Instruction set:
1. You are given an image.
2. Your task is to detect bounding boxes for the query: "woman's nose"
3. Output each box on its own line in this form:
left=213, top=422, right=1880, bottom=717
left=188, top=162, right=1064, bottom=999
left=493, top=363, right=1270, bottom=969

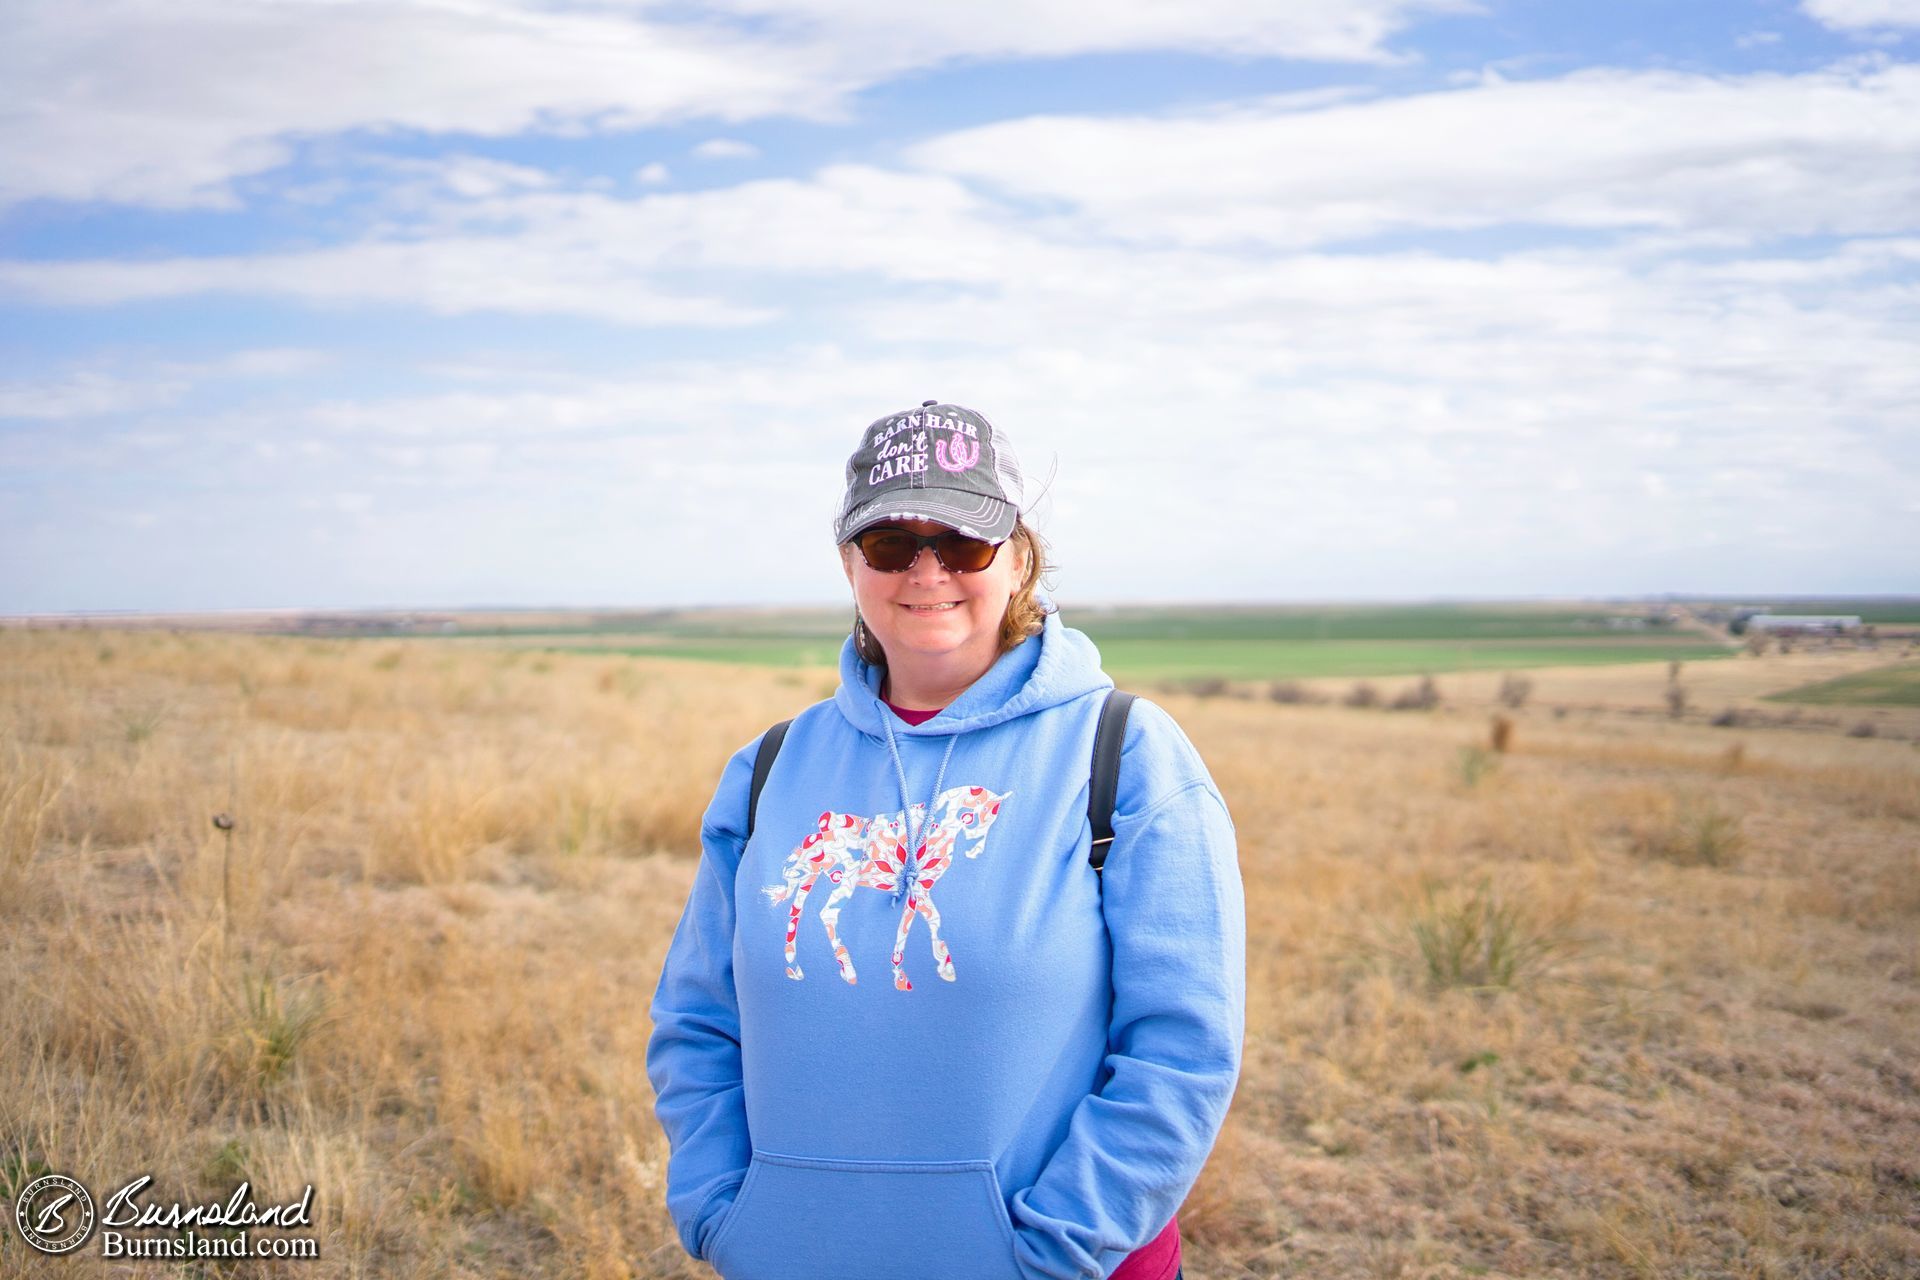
left=906, top=546, right=949, bottom=580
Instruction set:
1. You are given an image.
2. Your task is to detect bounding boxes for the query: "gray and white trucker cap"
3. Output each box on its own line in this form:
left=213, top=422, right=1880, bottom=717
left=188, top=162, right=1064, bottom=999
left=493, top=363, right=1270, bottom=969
left=834, top=401, right=1024, bottom=544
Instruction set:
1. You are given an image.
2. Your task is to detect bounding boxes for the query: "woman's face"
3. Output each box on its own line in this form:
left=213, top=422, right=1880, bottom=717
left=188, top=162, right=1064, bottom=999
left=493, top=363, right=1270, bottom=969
left=841, top=518, right=1028, bottom=671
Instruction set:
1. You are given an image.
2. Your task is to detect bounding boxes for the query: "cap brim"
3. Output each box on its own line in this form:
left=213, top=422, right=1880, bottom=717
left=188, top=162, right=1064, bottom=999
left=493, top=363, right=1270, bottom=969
left=837, top=489, right=1016, bottom=543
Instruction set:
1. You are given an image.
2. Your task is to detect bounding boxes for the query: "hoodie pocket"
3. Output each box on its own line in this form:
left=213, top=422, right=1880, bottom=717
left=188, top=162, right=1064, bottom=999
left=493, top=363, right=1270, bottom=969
left=705, top=1150, right=1019, bottom=1280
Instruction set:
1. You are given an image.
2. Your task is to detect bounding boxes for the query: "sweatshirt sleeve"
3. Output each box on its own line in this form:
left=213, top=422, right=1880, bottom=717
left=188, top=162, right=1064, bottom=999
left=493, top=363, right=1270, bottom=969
left=1008, top=698, right=1248, bottom=1280
left=645, top=737, right=759, bottom=1262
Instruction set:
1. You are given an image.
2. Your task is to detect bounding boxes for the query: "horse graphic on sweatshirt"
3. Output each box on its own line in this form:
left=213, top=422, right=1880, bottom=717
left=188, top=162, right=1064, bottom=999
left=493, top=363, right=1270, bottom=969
left=761, top=786, right=1011, bottom=991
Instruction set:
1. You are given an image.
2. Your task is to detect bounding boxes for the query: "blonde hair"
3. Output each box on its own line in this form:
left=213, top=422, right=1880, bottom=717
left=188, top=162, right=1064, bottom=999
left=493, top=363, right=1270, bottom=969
left=846, top=516, right=1056, bottom=669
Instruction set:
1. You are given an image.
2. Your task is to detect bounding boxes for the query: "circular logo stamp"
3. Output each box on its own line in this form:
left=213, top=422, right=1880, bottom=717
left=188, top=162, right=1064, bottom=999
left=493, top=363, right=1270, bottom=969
left=14, top=1173, right=96, bottom=1255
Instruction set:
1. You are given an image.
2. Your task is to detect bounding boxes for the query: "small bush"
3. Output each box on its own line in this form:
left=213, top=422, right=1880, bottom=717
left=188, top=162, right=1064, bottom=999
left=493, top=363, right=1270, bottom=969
left=223, top=968, right=332, bottom=1096
left=1409, top=876, right=1570, bottom=992
left=1497, top=673, right=1532, bottom=709
left=1457, top=745, right=1499, bottom=788
left=1344, top=682, right=1379, bottom=709
left=1665, top=685, right=1688, bottom=719
left=1711, top=709, right=1741, bottom=728
left=1849, top=721, right=1877, bottom=739
left=1638, top=796, right=1746, bottom=868
left=122, top=704, right=168, bottom=744
left=1267, top=680, right=1316, bottom=704
left=1490, top=714, right=1514, bottom=753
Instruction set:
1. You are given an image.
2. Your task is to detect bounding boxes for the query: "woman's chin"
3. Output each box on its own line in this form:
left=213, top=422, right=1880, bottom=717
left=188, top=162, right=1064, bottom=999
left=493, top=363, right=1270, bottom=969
left=879, top=622, right=974, bottom=658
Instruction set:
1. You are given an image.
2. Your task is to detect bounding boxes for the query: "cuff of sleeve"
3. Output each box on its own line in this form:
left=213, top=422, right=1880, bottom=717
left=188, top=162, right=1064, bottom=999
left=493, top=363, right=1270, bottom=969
left=686, top=1174, right=745, bottom=1261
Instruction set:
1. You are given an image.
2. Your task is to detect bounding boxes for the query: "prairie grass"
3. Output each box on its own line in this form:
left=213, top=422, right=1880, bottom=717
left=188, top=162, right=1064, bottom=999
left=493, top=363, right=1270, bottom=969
left=0, top=626, right=1916, bottom=1278
left=1406, top=874, right=1577, bottom=991
left=1626, top=791, right=1749, bottom=868
left=1455, top=744, right=1500, bottom=788
left=224, top=966, right=335, bottom=1096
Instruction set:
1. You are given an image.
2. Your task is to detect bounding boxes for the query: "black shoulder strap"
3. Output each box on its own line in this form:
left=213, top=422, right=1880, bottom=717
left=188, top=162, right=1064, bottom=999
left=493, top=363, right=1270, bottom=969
left=1088, top=690, right=1136, bottom=875
left=746, top=718, right=793, bottom=842
left=748, top=700, right=1132, bottom=864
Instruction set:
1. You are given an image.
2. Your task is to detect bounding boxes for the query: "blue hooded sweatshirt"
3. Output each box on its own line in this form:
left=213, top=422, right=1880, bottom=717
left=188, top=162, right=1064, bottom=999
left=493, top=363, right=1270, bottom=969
left=645, top=602, right=1246, bottom=1280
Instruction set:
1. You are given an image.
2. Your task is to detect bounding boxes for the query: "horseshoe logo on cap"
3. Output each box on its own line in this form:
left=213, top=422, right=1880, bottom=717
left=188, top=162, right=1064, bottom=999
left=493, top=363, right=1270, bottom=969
left=935, top=433, right=979, bottom=472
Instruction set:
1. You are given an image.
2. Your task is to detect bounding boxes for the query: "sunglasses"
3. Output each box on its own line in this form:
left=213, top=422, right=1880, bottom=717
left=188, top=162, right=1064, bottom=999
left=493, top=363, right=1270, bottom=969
left=848, top=526, right=1004, bottom=574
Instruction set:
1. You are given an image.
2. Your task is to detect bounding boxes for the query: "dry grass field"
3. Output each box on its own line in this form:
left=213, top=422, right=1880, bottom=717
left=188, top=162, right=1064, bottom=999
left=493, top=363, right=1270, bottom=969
left=2, top=626, right=1916, bottom=1279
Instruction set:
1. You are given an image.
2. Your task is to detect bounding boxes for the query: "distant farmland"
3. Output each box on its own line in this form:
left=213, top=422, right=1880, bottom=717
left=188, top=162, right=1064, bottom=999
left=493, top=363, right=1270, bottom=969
left=461, top=603, right=1742, bottom=682
left=1765, top=660, right=1920, bottom=708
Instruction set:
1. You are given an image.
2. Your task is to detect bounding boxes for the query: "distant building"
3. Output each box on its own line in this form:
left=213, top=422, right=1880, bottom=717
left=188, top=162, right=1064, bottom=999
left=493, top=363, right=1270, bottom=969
left=1745, top=614, right=1861, bottom=635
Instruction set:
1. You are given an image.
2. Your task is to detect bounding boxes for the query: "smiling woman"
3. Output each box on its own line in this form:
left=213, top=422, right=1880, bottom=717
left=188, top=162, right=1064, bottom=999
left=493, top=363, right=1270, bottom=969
left=645, top=400, right=1245, bottom=1280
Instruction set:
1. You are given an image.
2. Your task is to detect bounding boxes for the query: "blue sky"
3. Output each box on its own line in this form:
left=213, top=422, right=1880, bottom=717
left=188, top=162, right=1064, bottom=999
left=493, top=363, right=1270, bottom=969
left=3, top=0, right=1918, bottom=613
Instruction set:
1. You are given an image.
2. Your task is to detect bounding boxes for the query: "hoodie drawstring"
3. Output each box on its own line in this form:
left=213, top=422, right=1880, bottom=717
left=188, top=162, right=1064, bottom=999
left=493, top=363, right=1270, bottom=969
left=881, top=715, right=957, bottom=907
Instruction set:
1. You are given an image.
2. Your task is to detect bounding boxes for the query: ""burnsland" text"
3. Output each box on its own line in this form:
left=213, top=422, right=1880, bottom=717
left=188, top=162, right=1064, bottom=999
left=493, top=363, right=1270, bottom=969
left=101, top=1176, right=315, bottom=1231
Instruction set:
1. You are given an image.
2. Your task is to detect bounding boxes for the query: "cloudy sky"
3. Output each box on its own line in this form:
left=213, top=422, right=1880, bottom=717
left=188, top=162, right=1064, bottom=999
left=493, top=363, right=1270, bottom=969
left=4, top=0, right=1918, bottom=612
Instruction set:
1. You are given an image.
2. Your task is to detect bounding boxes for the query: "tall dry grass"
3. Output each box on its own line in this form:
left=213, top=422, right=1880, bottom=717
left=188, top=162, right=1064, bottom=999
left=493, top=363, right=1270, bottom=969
left=0, top=625, right=1916, bottom=1277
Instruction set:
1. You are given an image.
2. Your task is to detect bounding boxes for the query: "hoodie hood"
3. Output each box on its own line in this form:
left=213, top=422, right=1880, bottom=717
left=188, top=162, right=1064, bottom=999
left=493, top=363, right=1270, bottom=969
left=833, top=591, right=1117, bottom=906
left=833, top=590, right=1115, bottom=740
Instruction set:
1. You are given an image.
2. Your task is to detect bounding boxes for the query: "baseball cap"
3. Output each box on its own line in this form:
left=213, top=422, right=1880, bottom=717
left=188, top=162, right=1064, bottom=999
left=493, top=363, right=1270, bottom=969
left=834, top=401, right=1024, bottom=544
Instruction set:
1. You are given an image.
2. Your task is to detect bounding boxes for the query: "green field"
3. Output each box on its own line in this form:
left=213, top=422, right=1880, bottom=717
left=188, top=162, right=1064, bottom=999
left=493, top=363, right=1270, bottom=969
left=1066, top=603, right=1686, bottom=641
left=507, top=603, right=1738, bottom=681
left=1763, top=661, right=1920, bottom=707
left=1094, top=637, right=1731, bottom=682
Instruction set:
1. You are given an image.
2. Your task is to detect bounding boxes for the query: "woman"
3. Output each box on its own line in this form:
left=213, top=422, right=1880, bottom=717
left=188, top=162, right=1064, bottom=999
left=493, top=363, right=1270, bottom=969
left=646, top=402, right=1245, bottom=1280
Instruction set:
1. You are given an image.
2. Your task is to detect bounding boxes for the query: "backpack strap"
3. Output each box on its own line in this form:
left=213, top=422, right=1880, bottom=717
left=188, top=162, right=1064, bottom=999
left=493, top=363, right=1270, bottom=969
left=746, top=718, right=794, bottom=842
left=1088, top=689, right=1136, bottom=875
left=747, top=699, right=1133, bottom=866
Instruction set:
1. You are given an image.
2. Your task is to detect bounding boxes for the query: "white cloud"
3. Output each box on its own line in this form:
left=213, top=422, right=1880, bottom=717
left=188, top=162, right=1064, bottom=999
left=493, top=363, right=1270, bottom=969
left=0, top=371, right=191, bottom=421
left=408, top=155, right=556, bottom=200
left=11, top=63, right=1920, bottom=317
left=12, top=272, right=1914, bottom=609
left=0, top=237, right=776, bottom=326
left=0, top=0, right=836, bottom=210
left=905, top=62, right=1920, bottom=246
left=636, top=162, right=672, bottom=184
left=0, top=349, right=331, bottom=421
left=707, top=0, right=1476, bottom=61
left=0, top=0, right=1461, bottom=210
left=1803, top=0, right=1920, bottom=30
left=693, top=138, right=762, bottom=160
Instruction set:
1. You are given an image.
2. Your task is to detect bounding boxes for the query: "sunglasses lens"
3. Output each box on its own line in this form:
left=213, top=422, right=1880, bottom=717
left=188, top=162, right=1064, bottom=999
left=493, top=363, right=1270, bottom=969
left=857, top=530, right=919, bottom=571
left=936, top=533, right=998, bottom=572
left=854, top=528, right=1002, bottom=572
